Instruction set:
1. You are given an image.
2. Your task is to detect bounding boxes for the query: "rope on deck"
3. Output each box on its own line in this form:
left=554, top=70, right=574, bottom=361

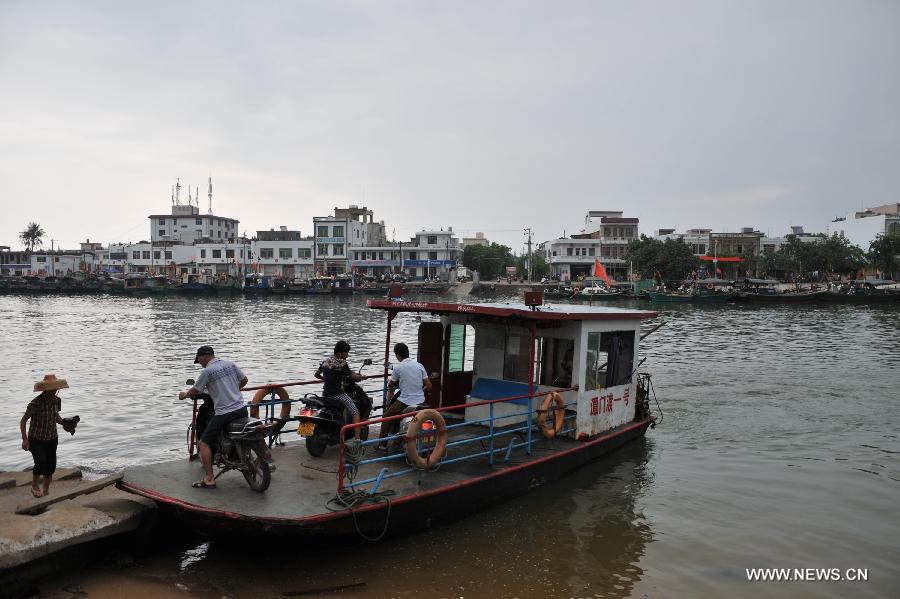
left=326, top=488, right=396, bottom=542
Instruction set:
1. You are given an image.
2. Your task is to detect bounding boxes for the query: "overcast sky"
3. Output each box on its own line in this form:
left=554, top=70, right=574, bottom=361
left=1, top=0, right=898, bottom=252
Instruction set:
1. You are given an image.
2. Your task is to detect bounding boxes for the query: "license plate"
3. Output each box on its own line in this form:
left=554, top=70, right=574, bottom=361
left=298, top=422, right=315, bottom=436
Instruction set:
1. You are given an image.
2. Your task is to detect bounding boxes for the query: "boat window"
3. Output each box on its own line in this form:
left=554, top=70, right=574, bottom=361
left=503, top=332, right=532, bottom=383
left=586, top=331, right=636, bottom=390
left=447, top=324, right=476, bottom=373
left=539, top=338, right=574, bottom=387
left=585, top=333, right=608, bottom=391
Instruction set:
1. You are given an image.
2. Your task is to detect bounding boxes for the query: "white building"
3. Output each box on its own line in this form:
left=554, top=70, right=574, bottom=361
left=830, top=210, right=900, bottom=251
left=347, top=229, right=460, bottom=280
left=251, top=227, right=315, bottom=278
left=541, top=211, right=639, bottom=281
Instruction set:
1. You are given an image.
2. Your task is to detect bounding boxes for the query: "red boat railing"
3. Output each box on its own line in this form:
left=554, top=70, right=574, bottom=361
left=187, top=374, right=387, bottom=458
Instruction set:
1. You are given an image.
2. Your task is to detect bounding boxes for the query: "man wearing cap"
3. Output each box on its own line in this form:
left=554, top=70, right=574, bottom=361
left=179, top=346, right=248, bottom=489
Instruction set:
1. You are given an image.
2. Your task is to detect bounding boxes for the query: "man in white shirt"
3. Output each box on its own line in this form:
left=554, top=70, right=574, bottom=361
left=377, top=343, right=431, bottom=451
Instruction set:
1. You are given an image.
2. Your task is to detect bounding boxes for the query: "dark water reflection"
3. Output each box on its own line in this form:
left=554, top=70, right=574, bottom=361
left=2, top=295, right=898, bottom=597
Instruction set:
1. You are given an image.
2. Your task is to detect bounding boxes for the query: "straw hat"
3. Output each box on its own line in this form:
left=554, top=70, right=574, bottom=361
left=34, top=374, right=69, bottom=392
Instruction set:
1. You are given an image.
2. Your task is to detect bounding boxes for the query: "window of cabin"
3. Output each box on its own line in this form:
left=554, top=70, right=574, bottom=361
left=539, top=338, right=575, bottom=387
left=503, top=332, right=532, bottom=383
left=585, top=331, right=635, bottom=390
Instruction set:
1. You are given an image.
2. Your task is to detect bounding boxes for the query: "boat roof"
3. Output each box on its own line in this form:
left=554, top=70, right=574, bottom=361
left=367, top=299, right=657, bottom=321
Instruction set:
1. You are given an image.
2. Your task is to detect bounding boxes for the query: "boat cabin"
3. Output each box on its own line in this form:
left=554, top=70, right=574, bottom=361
left=368, top=297, right=657, bottom=438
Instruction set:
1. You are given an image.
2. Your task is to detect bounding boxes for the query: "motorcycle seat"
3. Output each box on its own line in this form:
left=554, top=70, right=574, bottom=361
left=226, top=417, right=262, bottom=434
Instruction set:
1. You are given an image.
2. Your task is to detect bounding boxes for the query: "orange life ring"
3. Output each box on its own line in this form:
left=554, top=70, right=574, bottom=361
left=250, top=386, right=291, bottom=431
left=538, top=392, right=565, bottom=439
left=405, top=409, right=447, bottom=469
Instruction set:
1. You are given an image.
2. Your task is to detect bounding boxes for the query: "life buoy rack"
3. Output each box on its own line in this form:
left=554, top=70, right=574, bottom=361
left=405, top=409, right=447, bottom=469
left=538, top=392, right=565, bottom=439
left=250, top=386, right=291, bottom=431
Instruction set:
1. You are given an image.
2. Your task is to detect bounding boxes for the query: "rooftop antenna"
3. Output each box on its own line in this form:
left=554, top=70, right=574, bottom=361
left=196, top=186, right=200, bottom=208
left=175, top=178, right=182, bottom=205
left=188, top=185, right=192, bottom=205
left=171, top=184, right=175, bottom=205
left=207, top=176, right=213, bottom=215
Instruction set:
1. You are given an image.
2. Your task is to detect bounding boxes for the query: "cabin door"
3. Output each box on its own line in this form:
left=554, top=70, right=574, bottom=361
left=441, top=323, right=473, bottom=409
left=417, top=322, right=443, bottom=408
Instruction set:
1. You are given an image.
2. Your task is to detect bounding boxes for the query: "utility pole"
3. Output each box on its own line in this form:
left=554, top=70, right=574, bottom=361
left=523, top=227, right=533, bottom=281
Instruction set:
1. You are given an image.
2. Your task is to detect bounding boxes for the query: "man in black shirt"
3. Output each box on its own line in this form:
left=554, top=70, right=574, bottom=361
left=314, top=340, right=364, bottom=427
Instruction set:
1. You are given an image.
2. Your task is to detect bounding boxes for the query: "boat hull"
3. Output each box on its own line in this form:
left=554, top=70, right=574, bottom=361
left=646, top=290, right=694, bottom=303
left=119, top=417, right=653, bottom=540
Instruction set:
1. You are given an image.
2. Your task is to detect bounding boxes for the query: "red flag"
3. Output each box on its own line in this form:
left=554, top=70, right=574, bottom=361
left=594, top=258, right=612, bottom=287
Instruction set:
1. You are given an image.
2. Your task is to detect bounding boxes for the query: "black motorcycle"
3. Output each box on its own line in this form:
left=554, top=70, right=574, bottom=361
left=186, top=379, right=273, bottom=492
left=297, top=359, right=374, bottom=457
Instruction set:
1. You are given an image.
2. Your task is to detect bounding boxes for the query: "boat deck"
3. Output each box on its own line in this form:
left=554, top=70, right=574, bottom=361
left=119, top=418, right=651, bottom=535
left=122, top=422, right=571, bottom=518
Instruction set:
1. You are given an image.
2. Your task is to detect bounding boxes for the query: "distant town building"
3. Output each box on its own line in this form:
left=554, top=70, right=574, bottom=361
left=348, top=228, right=459, bottom=280
left=461, top=232, right=489, bottom=248
left=540, top=211, right=639, bottom=281
left=0, top=246, right=30, bottom=276
left=252, top=227, right=314, bottom=277
left=830, top=208, right=900, bottom=251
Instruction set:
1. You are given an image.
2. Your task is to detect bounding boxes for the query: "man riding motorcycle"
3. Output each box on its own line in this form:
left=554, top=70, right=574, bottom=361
left=314, top=340, right=364, bottom=429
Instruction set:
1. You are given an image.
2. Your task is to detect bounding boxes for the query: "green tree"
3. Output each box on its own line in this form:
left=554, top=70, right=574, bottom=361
left=625, top=236, right=699, bottom=285
left=778, top=233, right=866, bottom=280
left=868, top=231, right=900, bottom=278
left=515, top=251, right=548, bottom=280
left=19, top=222, right=45, bottom=252
left=462, top=243, right=517, bottom=280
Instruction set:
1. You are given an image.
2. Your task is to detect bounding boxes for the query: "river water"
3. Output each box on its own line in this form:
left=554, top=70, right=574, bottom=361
left=1, top=294, right=898, bottom=598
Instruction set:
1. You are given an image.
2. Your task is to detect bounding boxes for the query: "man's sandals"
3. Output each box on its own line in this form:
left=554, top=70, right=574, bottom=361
left=192, top=480, right=216, bottom=489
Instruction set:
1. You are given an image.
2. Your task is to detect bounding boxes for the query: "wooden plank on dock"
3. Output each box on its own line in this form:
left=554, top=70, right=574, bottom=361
left=0, top=468, right=83, bottom=488
left=14, top=473, right=124, bottom=515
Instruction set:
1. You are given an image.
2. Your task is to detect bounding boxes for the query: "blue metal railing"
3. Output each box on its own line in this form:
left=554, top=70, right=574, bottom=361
left=337, top=386, right=579, bottom=493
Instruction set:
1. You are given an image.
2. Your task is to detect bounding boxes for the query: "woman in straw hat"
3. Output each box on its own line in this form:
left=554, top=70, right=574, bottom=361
left=20, top=374, right=76, bottom=498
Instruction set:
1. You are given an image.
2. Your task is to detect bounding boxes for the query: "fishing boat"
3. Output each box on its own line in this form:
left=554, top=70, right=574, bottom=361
left=824, top=280, right=900, bottom=304
left=212, top=275, right=242, bottom=296
left=333, top=274, right=355, bottom=295
left=305, top=276, right=334, bottom=295
left=738, top=279, right=831, bottom=303
left=573, top=282, right=623, bottom=300
left=118, top=293, right=662, bottom=539
left=176, top=273, right=216, bottom=295
left=242, top=273, right=272, bottom=295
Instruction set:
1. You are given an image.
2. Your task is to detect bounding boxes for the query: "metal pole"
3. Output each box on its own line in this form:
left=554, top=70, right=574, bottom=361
left=526, top=322, right=536, bottom=455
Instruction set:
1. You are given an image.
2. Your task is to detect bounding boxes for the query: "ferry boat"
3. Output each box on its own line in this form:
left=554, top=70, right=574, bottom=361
left=118, top=293, right=661, bottom=539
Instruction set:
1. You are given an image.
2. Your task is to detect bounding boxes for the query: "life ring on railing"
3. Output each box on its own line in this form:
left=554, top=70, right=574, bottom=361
left=405, top=409, right=447, bottom=469
left=250, top=386, right=291, bottom=431
left=538, top=392, right=565, bottom=439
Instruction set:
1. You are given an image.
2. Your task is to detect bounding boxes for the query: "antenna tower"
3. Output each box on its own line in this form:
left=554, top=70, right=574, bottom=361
left=207, top=176, right=213, bottom=214
left=175, top=178, right=182, bottom=205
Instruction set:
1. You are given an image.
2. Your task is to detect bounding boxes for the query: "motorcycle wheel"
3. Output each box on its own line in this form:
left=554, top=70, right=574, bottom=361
left=305, top=431, right=327, bottom=457
left=241, top=442, right=271, bottom=492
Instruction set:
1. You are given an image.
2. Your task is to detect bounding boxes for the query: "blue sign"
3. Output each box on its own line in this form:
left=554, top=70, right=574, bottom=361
left=317, top=237, right=345, bottom=244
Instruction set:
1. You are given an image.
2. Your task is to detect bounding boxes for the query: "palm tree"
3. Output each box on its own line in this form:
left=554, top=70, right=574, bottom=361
left=19, top=222, right=46, bottom=252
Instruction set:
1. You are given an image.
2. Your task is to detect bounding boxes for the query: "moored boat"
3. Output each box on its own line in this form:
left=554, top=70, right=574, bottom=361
left=118, top=294, right=662, bottom=539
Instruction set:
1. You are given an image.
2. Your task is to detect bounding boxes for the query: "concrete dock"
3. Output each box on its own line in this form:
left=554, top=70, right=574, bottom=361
left=0, top=468, right=155, bottom=593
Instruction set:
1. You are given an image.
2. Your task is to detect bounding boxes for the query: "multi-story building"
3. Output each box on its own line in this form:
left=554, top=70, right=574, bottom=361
left=655, top=229, right=712, bottom=256
left=251, top=227, right=315, bottom=278
left=348, top=229, right=460, bottom=280
left=1, top=246, right=31, bottom=276
left=541, top=211, right=639, bottom=281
